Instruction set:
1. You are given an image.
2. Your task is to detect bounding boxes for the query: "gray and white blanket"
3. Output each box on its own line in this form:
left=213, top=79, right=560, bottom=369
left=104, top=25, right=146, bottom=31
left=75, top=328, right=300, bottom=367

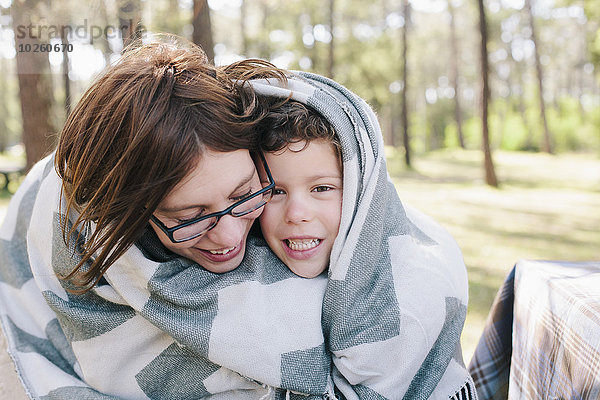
left=0, top=72, right=475, bottom=399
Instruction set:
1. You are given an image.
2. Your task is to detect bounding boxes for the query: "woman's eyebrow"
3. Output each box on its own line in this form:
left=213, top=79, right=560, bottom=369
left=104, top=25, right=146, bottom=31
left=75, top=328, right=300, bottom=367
left=228, top=169, right=257, bottom=196
left=156, top=169, right=257, bottom=213
left=155, top=204, right=204, bottom=214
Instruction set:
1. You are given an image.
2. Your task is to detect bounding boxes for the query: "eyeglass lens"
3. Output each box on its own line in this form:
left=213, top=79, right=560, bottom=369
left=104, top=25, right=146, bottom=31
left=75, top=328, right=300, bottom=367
left=172, top=189, right=273, bottom=242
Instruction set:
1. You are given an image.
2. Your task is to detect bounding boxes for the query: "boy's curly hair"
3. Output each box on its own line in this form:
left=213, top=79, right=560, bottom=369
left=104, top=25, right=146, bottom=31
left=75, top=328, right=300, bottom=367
left=257, top=98, right=341, bottom=165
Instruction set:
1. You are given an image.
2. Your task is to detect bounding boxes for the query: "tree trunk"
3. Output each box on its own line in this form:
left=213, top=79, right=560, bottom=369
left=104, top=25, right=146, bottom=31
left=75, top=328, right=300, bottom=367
left=387, top=103, right=396, bottom=147
left=477, top=0, right=498, bottom=187
left=192, top=0, right=215, bottom=63
left=327, top=0, right=335, bottom=79
left=525, top=0, right=552, bottom=153
left=576, top=23, right=587, bottom=121
left=511, top=48, right=534, bottom=149
left=448, top=0, right=465, bottom=148
left=0, top=57, right=8, bottom=152
left=401, top=0, right=411, bottom=167
left=99, top=0, right=115, bottom=62
left=308, top=9, right=318, bottom=72
left=61, top=30, right=71, bottom=117
left=118, top=0, right=143, bottom=49
left=257, top=0, right=271, bottom=60
left=12, top=0, right=57, bottom=171
left=240, top=0, right=249, bottom=56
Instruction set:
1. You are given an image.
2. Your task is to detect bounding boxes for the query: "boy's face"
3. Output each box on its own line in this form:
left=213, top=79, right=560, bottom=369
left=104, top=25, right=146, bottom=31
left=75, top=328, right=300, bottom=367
left=259, top=139, right=342, bottom=278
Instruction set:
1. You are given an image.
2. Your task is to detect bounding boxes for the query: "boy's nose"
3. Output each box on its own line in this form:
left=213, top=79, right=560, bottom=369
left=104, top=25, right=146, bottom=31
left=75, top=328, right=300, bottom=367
left=285, top=198, right=313, bottom=224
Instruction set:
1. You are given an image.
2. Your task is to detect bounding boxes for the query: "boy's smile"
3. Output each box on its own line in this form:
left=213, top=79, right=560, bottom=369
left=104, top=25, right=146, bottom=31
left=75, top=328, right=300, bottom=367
left=259, top=139, right=342, bottom=278
left=283, top=236, right=324, bottom=260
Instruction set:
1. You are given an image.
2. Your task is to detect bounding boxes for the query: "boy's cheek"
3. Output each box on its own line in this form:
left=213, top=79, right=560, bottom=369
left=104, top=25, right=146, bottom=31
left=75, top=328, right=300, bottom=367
left=258, top=206, right=279, bottom=237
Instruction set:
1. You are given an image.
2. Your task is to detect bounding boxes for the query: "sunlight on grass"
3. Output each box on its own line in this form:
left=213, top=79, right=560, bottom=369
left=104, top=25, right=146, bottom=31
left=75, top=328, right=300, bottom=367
left=387, top=148, right=600, bottom=363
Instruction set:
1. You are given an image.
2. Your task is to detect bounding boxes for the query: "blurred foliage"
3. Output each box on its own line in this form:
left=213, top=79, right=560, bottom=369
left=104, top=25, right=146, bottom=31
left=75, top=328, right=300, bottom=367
left=0, top=0, right=599, bottom=156
left=582, top=0, right=600, bottom=66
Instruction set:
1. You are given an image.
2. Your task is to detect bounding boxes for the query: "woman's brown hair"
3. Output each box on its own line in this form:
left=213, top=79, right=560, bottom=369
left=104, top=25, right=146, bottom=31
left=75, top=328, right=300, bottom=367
left=55, top=37, right=285, bottom=292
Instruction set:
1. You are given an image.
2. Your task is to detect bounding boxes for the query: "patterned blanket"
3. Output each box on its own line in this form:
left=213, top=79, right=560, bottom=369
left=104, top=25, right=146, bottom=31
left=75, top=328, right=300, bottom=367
left=469, top=261, right=600, bottom=400
left=0, top=71, right=475, bottom=399
left=467, top=268, right=515, bottom=400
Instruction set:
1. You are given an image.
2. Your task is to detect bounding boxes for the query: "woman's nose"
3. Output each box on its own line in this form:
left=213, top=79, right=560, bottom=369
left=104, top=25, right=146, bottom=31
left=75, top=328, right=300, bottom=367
left=206, top=214, right=247, bottom=247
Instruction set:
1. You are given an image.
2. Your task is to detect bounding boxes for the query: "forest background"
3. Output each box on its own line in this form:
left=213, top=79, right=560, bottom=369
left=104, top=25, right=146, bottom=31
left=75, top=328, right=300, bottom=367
left=0, top=0, right=599, bottom=363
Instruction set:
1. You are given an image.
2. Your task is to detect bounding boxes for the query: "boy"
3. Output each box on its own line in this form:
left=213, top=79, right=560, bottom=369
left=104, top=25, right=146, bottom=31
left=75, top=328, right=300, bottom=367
left=257, top=100, right=343, bottom=278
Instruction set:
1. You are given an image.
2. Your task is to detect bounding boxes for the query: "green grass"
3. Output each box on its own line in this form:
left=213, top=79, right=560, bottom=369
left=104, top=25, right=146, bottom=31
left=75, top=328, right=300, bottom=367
left=386, top=148, right=600, bottom=362
left=1, top=149, right=599, bottom=364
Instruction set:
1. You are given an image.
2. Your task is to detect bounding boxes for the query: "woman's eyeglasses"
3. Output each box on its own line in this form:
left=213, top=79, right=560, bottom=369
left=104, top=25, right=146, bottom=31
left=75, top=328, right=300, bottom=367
left=150, top=153, right=275, bottom=244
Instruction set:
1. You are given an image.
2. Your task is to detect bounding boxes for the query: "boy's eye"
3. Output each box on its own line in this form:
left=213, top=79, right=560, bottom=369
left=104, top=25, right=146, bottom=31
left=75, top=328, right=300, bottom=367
left=312, top=186, right=334, bottom=193
left=273, top=188, right=286, bottom=195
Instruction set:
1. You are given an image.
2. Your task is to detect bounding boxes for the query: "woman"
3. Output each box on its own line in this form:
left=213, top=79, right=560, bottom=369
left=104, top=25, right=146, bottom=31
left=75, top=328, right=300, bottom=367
left=0, top=38, right=334, bottom=399
left=54, top=39, right=276, bottom=289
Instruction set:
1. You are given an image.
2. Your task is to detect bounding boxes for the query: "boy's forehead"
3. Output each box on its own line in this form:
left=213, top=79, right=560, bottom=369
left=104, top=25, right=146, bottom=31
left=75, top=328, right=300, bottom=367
left=263, top=139, right=342, bottom=173
left=264, top=139, right=341, bottom=173
left=285, top=140, right=308, bottom=152
left=279, top=138, right=336, bottom=153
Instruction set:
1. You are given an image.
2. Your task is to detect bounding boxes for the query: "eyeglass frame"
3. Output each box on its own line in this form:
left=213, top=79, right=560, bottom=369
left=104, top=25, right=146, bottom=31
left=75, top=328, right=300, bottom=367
left=149, top=152, right=275, bottom=244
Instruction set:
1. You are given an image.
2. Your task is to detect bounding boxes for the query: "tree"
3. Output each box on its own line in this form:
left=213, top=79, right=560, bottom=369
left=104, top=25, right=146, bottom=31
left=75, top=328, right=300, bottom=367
left=401, top=0, right=411, bottom=167
left=0, top=57, right=8, bottom=152
left=11, top=0, right=57, bottom=171
left=448, top=0, right=465, bottom=148
left=192, top=0, right=215, bottom=62
left=583, top=0, right=600, bottom=68
left=61, top=29, right=71, bottom=117
left=259, top=1, right=273, bottom=60
left=98, top=0, right=115, bottom=62
left=477, top=0, right=498, bottom=187
left=240, top=0, right=249, bottom=56
left=511, top=44, right=535, bottom=150
left=327, top=0, right=335, bottom=79
left=525, top=0, right=552, bottom=153
left=151, top=0, right=185, bottom=38
left=118, top=0, right=143, bottom=49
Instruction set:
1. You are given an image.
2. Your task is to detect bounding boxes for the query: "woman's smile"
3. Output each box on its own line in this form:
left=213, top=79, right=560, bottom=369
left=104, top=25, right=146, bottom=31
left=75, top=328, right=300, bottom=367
left=151, top=149, right=262, bottom=274
left=194, top=243, right=243, bottom=262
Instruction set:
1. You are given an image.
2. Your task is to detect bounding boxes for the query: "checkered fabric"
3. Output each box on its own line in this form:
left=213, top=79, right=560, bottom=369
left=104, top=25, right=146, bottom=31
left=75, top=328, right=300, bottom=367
left=469, top=260, right=600, bottom=400
left=511, top=260, right=600, bottom=399
left=468, top=268, right=515, bottom=400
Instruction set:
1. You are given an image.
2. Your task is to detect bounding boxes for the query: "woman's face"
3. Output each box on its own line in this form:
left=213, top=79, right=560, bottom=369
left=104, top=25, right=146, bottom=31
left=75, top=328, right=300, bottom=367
left=150, top=149, right=262, bottom=273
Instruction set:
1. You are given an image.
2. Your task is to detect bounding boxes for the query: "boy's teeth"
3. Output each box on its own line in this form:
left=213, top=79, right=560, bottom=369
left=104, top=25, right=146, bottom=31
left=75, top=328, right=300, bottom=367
left=209, top=247, right=235, bottom=255
left=286, top=239, right=320, bottom=251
